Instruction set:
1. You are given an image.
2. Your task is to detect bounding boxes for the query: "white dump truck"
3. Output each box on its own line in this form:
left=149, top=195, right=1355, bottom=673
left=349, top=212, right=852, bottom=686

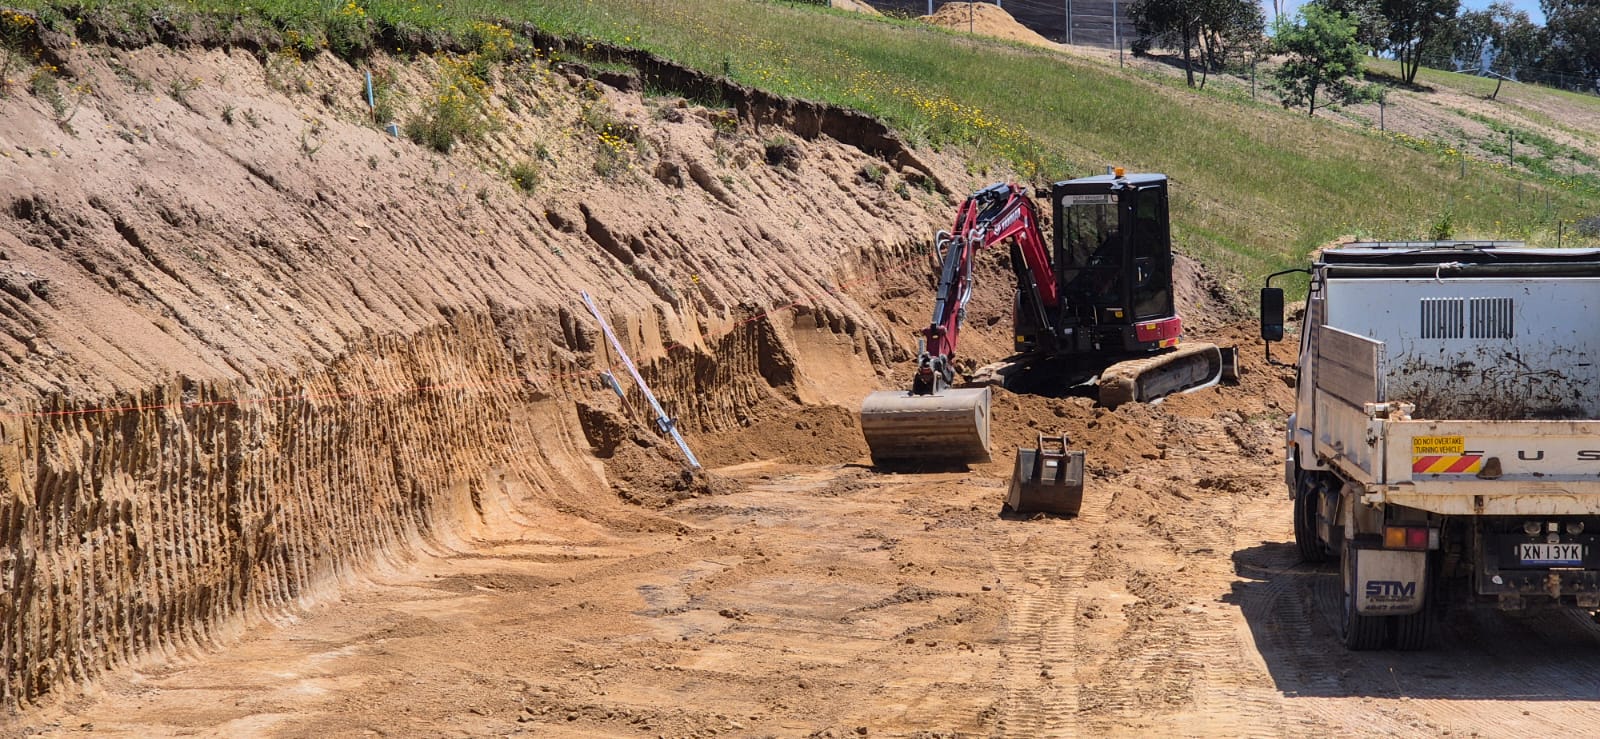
left=1262, top=241, right=1600, bottom=650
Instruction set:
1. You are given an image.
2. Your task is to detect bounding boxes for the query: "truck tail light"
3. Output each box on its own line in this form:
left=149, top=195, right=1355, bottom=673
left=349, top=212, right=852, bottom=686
left=1384, top=526, right=1433, bottom=550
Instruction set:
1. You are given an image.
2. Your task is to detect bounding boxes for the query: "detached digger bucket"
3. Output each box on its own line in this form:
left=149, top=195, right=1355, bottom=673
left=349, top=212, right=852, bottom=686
left=1005, top=433, right=1086, bottom=516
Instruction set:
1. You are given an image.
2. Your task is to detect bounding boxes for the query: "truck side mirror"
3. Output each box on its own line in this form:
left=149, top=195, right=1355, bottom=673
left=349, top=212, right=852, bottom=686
left=1261, top=287, right=1285, bottom=342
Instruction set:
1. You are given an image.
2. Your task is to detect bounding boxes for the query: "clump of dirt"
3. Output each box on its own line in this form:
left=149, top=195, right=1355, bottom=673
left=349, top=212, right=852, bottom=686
left=694, top=403, right=869, bottom=468
left=576, top=397, right=650, bottom=458
left=922, top=2, right=1060, bottom=50
left=981, top=388, right=1163, bottom=477
left=606, top=441, right=742, bottom=508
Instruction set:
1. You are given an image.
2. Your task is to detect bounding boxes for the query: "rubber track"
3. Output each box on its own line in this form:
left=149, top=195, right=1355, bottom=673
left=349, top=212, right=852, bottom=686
left=1098, top=343, right=1223, bottom=408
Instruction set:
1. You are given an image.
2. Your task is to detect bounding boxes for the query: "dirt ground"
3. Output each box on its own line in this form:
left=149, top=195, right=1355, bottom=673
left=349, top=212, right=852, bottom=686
left=5, top=10, right=1600, bottom=739
left=13, top=323, right=1600, bottom=738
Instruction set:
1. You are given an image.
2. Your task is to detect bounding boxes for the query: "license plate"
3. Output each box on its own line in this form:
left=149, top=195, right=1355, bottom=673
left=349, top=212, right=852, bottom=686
left=1519, top=543, right=1584, bottom=566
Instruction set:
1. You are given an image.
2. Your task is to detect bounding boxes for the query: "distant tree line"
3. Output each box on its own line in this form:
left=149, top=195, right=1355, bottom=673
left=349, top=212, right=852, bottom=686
left=1128, top=0, right=1600, bottom=110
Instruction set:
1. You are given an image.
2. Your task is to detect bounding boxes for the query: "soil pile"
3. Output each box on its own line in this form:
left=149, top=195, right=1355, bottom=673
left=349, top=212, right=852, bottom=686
left=832, top=0, right=884, bottom=14
left=694, top=402, right=870, bottom=467
left=922, top=2, right=1061, bottom=49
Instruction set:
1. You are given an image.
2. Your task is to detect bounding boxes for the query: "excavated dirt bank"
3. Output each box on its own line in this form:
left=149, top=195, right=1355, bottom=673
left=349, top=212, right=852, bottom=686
left=0, top=30, right=976, bottom=709
left=10, top=17, right=1600, bottom=739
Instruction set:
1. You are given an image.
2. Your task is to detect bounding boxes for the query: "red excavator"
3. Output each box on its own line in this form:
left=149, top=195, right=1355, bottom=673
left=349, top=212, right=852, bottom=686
left=860, top=168, right=1226, bottom=475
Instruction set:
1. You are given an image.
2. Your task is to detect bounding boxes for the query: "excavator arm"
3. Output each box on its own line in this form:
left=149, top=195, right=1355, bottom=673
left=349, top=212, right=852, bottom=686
left=861, top=182, right=1050, bottom=465
left=914, top=183, right=1056, bottom=395
left=861, top=169, right=1229, bottom=473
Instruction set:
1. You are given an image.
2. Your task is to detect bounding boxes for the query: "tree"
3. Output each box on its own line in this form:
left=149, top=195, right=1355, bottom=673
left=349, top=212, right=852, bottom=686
left=1129, top=0, right=1265, bottom=88
left=1198, top=0, right=1268, bottom=74
left=1313, top=0, right=1389, bottom=51
left=1488, top=3, right=1542, bottom=78
left=1273, top=5, right=1364, bottom=116
left=1542, top=0, right=1600, bottom=88
left=1427, top=8, right=1495, bottom=70
left=1379, top=0, right=1461, bottom=83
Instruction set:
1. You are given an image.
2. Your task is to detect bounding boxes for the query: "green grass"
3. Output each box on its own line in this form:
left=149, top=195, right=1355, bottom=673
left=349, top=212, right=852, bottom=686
left=5, top=0, right=1597, bottom=294
left=1364, top=57, right=1600, bottom=114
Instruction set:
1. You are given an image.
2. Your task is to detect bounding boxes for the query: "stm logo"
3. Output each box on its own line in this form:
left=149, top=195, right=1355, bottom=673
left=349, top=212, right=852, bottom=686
left=1366, top=580, right=1417, bottom=598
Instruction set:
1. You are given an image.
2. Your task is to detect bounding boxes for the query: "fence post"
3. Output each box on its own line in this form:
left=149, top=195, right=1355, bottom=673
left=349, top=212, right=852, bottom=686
left=1113, top=0, right=1120, bottom=50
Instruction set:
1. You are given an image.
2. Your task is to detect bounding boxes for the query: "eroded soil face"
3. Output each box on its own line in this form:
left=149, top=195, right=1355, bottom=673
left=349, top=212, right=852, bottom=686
left=17, top=329, right=1600, bottom=738
left=5, top=17, right=1600, bottom=739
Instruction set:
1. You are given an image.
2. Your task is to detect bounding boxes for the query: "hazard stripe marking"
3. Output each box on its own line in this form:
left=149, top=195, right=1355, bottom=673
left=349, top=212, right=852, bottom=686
left=1413, top=455, right=1483, bottom=474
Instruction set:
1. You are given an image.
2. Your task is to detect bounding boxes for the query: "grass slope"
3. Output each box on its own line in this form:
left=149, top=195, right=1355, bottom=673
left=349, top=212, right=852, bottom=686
left=4, top=0, right=1597, bottom=291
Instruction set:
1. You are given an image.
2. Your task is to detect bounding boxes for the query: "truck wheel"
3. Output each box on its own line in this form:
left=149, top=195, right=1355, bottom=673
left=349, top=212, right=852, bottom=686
left=1391, top=554, right=1436, bottom=650
left=1293, top=473, right=1328, bottom=563
left=1339, top=539, right=1386, bottom=650
left=1390, top=610, right=1432, bottom=650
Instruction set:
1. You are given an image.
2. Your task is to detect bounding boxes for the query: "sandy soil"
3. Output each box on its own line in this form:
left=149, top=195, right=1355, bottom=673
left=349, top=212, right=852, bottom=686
left=832, top=0, right=884, bottom=16
left=921, top=3, right=1060, bottom=50
left=16, top=326, right=1600, bottom=738
left=5, top=10, right=1600, bottom=739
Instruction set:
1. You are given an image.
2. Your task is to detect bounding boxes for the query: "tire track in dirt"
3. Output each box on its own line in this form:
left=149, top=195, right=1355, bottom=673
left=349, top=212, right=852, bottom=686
left=1228, top=485, right=1600, bottom=737
left=990, top=537, right=1080, bottom=738
left=990, top=486, right=1114, bottom=738
left=1174, top=437, right=1288, bottom=739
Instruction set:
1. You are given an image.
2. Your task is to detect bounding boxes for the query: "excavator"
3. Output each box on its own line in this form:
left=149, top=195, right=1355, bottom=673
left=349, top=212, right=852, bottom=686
left=859, top=168, right=1226, bottom=483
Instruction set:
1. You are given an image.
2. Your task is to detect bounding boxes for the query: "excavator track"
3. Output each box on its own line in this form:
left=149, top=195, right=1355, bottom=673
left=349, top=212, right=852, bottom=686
left=1098, top=342, right=1227, bottom=408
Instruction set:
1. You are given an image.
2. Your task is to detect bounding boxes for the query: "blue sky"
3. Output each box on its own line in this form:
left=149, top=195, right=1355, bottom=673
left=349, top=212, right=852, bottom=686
left=1268, top=0, right=1546, bottom=25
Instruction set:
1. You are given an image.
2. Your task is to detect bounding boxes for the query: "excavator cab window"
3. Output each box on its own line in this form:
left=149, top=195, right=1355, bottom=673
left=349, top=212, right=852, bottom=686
left=1130, top=186, right=1173, bottom=320
left=1059, top=195, right=1124, bottom=309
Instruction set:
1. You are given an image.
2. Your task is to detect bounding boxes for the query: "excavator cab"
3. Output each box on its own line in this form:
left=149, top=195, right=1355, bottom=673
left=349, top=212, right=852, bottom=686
left=1037, top=172, right=1182, bottom=356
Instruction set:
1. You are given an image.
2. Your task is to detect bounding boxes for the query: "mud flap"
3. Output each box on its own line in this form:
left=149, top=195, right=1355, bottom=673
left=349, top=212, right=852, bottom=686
left=1353, top=548, right=1427, bottom=616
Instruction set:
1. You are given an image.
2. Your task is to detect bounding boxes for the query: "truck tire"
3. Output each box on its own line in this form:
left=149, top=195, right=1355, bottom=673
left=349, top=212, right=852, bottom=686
left=1293, top=473, right=1329, bottom=564
left=1390, top=554, right=1435, bottom=650
left=1390, top=610, right=1432, bottom=650
left=1339, top=539, right=1387, bottom=650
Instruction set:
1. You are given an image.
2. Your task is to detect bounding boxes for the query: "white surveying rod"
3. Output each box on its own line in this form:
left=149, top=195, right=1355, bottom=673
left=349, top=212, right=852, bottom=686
left=580, top=291, right=701, bottom=470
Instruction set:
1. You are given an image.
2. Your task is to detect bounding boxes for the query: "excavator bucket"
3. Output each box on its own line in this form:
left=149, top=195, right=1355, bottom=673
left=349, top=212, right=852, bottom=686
left=1005, top=433, right=1086, bottom=516
left=860, top=387, right=991, bottom=466
left=1098, top=342, right=1226, bottom=409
